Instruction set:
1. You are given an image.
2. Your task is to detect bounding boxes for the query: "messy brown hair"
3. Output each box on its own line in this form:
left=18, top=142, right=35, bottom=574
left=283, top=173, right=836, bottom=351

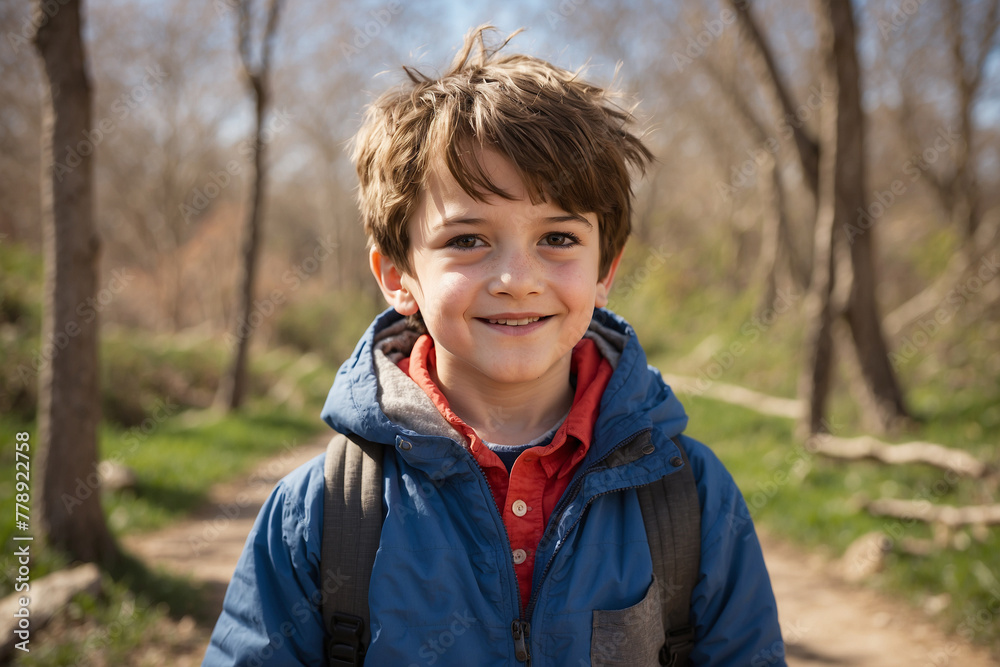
left=352, top=25, right=653, bottom=279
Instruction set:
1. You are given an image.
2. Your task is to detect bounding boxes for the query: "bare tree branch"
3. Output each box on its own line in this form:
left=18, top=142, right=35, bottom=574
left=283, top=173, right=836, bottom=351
left=237, top=0, right=254, bottom=85
left=896, top=80, right=952, bottom=205
left=261, top=0, right=283, bottom=75
left=699, top=55, right=771, bottom=145
left=724, top=0, right=821, bottom=198
left=969, top=0, right=999, bottom=91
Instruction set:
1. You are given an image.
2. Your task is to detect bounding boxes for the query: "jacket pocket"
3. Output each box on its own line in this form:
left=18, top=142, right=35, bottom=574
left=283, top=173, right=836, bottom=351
left=590, top=577, right=664, bottom=666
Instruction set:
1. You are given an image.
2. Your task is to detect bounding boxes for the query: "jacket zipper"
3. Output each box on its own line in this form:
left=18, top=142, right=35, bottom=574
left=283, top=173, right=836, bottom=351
left=462, top=447, right=529, bottom=662
left=512, top=619, right=531, bottom=664
left=524, top=429, right=652, bottom=623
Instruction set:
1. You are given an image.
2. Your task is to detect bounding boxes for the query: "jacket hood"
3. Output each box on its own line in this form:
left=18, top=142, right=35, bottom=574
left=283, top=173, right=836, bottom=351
left=321, top=308, right=688, bottom=459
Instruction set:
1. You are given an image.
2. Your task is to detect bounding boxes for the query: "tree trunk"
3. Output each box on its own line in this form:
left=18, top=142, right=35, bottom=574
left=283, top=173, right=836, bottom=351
left=33, top=0, right=118, bottom=564
left=797, top=0, right=844, bottom=437
left=827, top=0, right=909, bottom=432
left=217, top=84, right=268, bottom=410
left=798, top=146, right=838, bottom=435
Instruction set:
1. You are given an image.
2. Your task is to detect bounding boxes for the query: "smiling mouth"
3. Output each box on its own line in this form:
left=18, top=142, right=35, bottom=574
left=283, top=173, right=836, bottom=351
left=483, top=316, right=547, bottom=326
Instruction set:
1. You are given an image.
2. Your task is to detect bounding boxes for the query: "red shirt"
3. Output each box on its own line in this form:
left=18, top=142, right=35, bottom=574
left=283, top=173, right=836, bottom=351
left=399, top=334, right=613, bottom=610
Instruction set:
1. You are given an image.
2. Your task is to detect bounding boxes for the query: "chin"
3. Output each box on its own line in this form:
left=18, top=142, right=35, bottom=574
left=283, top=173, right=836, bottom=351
left=481, top=361, right=559, bottom=385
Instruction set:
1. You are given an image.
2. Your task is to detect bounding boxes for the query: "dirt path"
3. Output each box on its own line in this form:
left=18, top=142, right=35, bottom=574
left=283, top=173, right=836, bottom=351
left=760, top=533, right=996, bottom=666
left=128, top=438, right=997, bottom=666
left=123, top=436, right=329, bottom=665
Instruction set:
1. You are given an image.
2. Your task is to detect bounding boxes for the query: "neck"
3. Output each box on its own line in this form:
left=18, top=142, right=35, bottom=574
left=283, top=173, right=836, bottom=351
left=432, top=355, right=574, bottom=446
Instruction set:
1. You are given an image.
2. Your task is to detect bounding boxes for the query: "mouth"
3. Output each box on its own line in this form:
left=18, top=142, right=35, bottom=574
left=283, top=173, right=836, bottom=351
left=478, top=314, right=551, bottom=327
left=486, top=316, right=542, bottom=326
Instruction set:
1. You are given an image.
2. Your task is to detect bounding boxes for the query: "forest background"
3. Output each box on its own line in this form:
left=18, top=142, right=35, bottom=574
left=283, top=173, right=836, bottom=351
left=1, top=0, right=999, bottom=663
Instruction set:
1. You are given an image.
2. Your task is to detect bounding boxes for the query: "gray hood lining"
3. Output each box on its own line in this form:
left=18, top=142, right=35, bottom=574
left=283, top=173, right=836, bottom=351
left=372, top=320, right=462, bottom=441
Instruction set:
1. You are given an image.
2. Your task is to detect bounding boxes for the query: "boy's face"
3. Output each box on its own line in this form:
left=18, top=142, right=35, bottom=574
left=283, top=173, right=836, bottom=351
left=371, top=148, right=620, bottom=391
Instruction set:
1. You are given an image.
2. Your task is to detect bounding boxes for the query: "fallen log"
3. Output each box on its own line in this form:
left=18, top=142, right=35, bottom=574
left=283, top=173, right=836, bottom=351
left=811, top=435, right=988, bottom=478
left=866, top=498, right=1000, bottom=528
left=0, top=563, right=102, bottom=661
left=661, top=374, right=990, bottom=478
left=661, top=373, right=803, bottom=419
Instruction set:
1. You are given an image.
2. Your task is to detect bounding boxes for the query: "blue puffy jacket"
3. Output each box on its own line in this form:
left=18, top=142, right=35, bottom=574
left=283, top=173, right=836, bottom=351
left=204, top=308, right=785, bottom=666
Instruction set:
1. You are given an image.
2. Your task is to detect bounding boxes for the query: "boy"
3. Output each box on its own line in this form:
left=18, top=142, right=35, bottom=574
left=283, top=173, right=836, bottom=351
left=204, top=26, right=784, bottom=666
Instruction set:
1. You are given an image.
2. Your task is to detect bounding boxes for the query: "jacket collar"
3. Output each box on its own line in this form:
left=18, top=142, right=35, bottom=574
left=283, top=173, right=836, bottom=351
left=320, top=308, right=688, bottom=465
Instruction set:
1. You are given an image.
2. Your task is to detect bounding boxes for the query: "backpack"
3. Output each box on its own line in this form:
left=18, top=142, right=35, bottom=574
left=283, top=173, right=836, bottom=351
left=320, top=431, right=701, bottom=666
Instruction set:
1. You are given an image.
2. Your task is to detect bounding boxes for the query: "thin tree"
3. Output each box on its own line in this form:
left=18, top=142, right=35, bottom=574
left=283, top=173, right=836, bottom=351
left=32, top=0, right=118, bottom=563
left=830, top=0, right=908, bottom=433
left=217, top=0, right=284, bottom=410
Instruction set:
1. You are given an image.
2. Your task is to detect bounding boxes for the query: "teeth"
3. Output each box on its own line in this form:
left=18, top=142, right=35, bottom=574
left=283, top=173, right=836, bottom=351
left=488, top=317, right=541, bottom=326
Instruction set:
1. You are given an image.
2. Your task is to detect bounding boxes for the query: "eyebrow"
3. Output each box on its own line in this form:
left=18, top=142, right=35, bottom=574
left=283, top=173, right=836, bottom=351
left=547, top=214, right=593, bottom=229
left=440, top=216, right=487, bottom=227
left=439, top=214, right=593, bottom=229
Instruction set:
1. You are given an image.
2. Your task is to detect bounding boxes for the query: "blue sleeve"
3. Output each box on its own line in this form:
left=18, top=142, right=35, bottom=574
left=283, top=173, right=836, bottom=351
left=202, top=454, right=327, bottom=667
left=685, top=438, right=786, bottom=667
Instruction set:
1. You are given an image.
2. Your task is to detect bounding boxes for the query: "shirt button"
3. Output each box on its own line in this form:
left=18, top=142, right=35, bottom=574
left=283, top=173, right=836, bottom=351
left=512, top=499, right=528, bottom=517
left=512, top=549, right=527, bottom=565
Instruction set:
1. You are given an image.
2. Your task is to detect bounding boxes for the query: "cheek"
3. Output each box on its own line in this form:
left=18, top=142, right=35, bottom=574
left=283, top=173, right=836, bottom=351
left=560, top=266, right=602, bottom=303
left=417, top=273, right=475, bottom=315
left=441, top=272, right=477, bottom=298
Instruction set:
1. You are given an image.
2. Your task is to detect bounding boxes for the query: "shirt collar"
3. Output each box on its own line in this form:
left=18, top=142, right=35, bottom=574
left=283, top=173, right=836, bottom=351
left=399, top=334, right=613, bottom=477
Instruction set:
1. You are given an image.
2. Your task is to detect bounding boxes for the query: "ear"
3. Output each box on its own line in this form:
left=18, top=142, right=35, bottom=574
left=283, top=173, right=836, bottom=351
left=370, top=247, right=419, bottom=316
left=594, top=249, right=624, bottom=309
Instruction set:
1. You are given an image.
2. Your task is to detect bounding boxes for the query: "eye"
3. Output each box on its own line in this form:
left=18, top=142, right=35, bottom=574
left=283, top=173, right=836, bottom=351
left=540, top=232, right=581, bottom=247
left=447, top=234, right=484, bottom=249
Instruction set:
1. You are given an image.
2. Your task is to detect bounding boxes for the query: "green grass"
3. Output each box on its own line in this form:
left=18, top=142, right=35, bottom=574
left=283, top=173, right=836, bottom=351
left=100, top=405, right=325, bottom=535
left=0, top=242, right=43, bottom=422
left=13, top=586, right=174, bottom=667
left=273, top=290, right=383, bottom=364
left=0, top=391, right=328, bottom=664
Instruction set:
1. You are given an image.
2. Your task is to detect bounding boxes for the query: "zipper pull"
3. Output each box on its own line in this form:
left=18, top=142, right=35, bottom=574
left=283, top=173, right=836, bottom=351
left=512, top=619, right=531, bottom=663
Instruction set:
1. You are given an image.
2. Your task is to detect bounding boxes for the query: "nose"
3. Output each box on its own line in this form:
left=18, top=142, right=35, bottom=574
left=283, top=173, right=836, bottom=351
left=488, top=246, right=543, bottom=299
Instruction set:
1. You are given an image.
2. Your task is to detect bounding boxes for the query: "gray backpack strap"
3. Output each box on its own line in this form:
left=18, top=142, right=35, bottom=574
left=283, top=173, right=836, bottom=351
left=637, top=435, right=701, bottom=667
left=321, top=433, right=384, bottom=667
